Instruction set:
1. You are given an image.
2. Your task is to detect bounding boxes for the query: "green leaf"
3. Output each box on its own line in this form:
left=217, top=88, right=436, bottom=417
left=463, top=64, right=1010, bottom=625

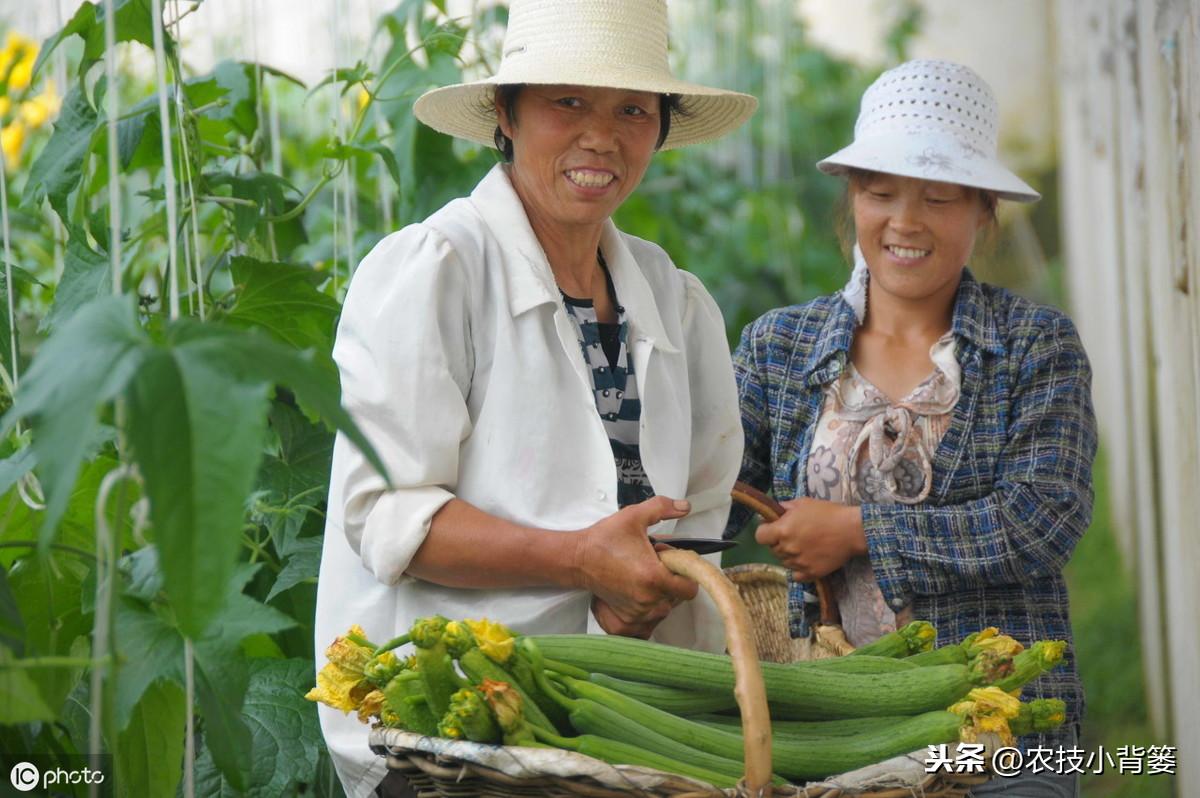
left=223, top=256, right=340, bottom=357
left=193, top=644, right=252, bottom=792
left=124, top=340, right=271, bottom=639
left=116, top=679, right=186, bottom=798
left=202, top=593, right=296, bottom=651
left=118, top=545, right=164, bottom=603
left=0, top=263, right=41, bottom=383
left=35, top=0, right=174, bottom=82
left=255, top=403, right=333, bottom=556
left=265, top=538, right=321, bottom=603
left=42, top=227, right=114, bottom=333
left=193, top=658, right=323, bottom=798
left=113, top=598, right=184, bottom=731
left=6, top=555, right=92, bottom=714
left=0, top=643, right=57, bottom=723
left=0, top=296, right=145, bottom=548
left=0, top=447, right=35, bottom=499
left=0, top=564, right=24, bottom=655
left=206, top=61, right=259, bottom=138
left=337, top=144, right=401, bottom=190
left=23, top=85, right=99, bottom=218
left=173, top=324, right=388, bottom=485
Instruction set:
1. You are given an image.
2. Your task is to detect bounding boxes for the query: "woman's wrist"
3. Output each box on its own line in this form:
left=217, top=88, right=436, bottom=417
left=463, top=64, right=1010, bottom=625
left=845, top=504, right=868, bottom=557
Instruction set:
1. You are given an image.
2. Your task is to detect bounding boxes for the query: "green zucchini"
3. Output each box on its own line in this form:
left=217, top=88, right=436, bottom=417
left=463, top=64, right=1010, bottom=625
left=848, top=621, right=937, bottom=658
left=530, top=634, right=977, bottom=719
left=585, top=673, right=738, bottom=715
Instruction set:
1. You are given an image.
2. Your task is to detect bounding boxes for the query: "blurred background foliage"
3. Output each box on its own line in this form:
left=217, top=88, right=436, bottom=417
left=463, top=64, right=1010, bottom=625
left=0, top=1, right=1169, bottom=796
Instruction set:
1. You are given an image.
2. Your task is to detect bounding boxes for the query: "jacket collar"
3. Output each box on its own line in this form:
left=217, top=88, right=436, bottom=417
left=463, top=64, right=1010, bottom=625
left=468, top=164, right=678, bottom=353
left=802, top=268, right=1003, bottom=384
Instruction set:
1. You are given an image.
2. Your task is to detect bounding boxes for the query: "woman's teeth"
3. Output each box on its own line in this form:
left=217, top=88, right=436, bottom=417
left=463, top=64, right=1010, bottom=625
left=566, top=170, right=614, bottom=188
left=887, top=245, right=930, bottom=259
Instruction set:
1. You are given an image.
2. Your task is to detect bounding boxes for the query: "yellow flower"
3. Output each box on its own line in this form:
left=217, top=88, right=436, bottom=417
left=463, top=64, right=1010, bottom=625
left=952, top=687, right=1021, bottom=747
left=465, top=618, right=516, bottom=664
left=1, top=32, right=37, bottom=92
left=0, top=96, right=10, bottom=119
left=357, top=689, right=386, bottom=723
left=2, top=121, right=25, bottom=170
left=356, top=86, right=370, bottom=114
left=305, top=625, right=378, bottom=714
left=19, top=81, right=60, bottom=129
left=305, top=661, right=375, bottom=713
left=325, top=624, right=374, bottom=672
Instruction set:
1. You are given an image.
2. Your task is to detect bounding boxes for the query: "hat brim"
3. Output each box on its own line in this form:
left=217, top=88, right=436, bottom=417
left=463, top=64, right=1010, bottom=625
left=817, top=132, right=1040, bottom=203
left=413, top=71, right=757, bottom=151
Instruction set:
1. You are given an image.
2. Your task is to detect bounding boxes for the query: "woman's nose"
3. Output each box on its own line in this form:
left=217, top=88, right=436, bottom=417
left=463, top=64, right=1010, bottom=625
left=889, top=197, right=925, bottom=232
left=578, top=115, right=619, bottom=152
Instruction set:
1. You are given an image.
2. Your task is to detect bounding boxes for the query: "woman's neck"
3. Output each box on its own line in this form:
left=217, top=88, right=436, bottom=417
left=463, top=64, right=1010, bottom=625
left=861, top=286, right=955, bottom=345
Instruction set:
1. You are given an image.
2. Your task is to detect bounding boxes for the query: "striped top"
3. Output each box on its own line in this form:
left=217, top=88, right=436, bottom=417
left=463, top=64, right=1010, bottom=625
left=725, top=270, right=1098, bottom=747
left=561, top=271, right=654, bottom=508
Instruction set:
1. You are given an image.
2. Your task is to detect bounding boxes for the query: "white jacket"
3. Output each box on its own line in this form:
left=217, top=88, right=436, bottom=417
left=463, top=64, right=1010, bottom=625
left=315, top=164, right=743, bottom=796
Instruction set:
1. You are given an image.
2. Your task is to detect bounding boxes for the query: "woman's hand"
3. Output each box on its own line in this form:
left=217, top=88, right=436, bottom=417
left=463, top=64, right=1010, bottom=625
left=575, top=496, right=700, bottom=636
left=754, top=498, right=868, bottom=581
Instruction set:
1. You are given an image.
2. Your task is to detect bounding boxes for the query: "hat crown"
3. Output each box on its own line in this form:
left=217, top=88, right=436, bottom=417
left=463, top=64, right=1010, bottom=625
left=854, top=60, right=998, bottom=157
left=499, top=0, right=670, bottom=81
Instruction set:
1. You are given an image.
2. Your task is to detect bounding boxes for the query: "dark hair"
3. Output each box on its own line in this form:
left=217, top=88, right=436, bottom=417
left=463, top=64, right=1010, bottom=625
left=491, top=85, right=686, bottom=162
left=834, top=167, right=1000, bottom=262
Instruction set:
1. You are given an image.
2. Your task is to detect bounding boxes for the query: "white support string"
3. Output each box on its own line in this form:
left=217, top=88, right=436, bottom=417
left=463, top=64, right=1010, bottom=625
left=183, top=637, right=195, bottom=798
left=104, top=0, right=122, bottom=295
left=171, top=0, right=204, bottom=318
left=150, top=0, right=179, bottom=320
left=1, top=140, right=17, bottom=389
left=52, top=0, right=68, bottom=282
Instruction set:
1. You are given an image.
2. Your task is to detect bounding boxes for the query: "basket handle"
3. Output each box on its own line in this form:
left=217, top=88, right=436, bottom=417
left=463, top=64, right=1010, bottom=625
left=730, top=481, right=841, bottom=626
left=657, top=548, right=772, bottom=795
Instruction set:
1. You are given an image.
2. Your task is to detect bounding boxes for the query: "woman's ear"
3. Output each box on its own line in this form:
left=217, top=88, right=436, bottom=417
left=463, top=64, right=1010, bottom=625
left=495, top=95, right=514, bottom=140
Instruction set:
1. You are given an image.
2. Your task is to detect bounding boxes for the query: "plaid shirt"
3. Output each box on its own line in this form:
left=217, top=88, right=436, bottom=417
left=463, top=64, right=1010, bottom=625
left=726, top=271, right=1098, bottom=744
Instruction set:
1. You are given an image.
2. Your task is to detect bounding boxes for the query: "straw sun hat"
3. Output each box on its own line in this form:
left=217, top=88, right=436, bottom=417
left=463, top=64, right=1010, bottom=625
left=413, top=0, right=757, bottom=150
left=818, top=60, right=1040, bottom=202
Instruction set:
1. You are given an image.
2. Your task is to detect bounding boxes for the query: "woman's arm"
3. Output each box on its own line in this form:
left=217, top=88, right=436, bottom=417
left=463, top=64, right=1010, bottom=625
left=862, top=314, right=1098, bottom=602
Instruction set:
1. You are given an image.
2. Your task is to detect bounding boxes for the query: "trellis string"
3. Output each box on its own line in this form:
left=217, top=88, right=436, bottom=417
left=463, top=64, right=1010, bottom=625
left=150, top=0, right=180, bottom=320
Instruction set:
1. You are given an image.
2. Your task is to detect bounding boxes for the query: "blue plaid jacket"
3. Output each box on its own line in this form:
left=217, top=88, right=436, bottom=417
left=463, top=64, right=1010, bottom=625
left=725, top=271, right=1098, bottom=744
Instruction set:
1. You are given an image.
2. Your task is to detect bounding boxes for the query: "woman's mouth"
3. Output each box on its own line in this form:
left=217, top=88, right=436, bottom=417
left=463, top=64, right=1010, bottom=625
left=886, top=245, right=931, bottom=260
left=565, top=169, right=616, bottom=189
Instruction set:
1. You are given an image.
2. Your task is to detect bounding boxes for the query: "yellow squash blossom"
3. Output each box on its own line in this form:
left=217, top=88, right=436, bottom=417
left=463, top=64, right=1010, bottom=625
left=951, top=686, right=1022, bottom=747
left=356, top=689, right=387, bottom=724
left=19, top=81, right=60, bottom=128
left=2, top=121, right=25, bottom=170
left=1, top=32, right=37, bottom=91
left=465, top=618, right=516, bottom=664
left=305, top=624, right=377, bottom=713
left=0, top=96, right=10, bottom=119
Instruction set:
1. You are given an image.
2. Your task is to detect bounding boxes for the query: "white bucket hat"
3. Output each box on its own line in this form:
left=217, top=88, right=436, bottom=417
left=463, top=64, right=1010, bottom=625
left=818, top=60, right=1040, bottom=202
left=412, top=0, right=757, bottom=151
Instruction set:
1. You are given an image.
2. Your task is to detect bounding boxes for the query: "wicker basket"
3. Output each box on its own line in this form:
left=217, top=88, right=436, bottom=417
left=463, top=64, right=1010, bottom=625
left=369, top=484, right=992, bottom=796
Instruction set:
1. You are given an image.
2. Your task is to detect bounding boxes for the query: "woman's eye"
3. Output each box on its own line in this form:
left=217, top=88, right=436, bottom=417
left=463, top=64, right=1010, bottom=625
left=927, top=197, right=953, bottom=205
left=555, top=97, right=582, bottom=108
left=869, top=191, right=892, bottom=200
left=623, top=105, right=648, bottom=116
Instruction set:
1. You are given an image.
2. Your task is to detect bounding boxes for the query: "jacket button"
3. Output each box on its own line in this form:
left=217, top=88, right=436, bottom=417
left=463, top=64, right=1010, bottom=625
left=890, top=598, right=905, bottom=609
left=597, top=489, right=607, bottom=501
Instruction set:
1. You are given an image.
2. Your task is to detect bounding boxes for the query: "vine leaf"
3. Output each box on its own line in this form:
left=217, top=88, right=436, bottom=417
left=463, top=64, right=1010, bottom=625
left=23, top=85, right=98, bottom=219
left=224, top=256, right=340, bottom=358
left=0, top=296, right=146, bottom=548
left=116, top=679, right=187, bottom=798
left=0, top=643, right=56, bottom=723
left=193, top=659, right=323, bottom=797
left=125, top=341, right=272, bottom=639
left=33, top=0, right=175, bottom=83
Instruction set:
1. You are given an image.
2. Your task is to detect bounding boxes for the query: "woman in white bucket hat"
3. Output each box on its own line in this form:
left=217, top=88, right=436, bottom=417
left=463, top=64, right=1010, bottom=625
left=313, top=2, right=755, bottom=795
left=728, top=61, right=1095, bottom=796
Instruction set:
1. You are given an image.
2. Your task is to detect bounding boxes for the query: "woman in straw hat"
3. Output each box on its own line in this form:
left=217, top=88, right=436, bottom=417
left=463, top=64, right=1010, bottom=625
left=314, top=1, right=756, bottom=794
left=728, top=60, right=1095, bottom=795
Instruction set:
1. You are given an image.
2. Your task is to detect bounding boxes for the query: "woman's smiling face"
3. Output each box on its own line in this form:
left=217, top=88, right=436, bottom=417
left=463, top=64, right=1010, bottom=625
left=496, top=84, right=661, bottom=236
left=852, top=172, right=990, bottom=309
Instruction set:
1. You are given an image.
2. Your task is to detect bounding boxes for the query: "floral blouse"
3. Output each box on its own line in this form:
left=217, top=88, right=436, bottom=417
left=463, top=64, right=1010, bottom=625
left=807, top=331, right=960, bottom=646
